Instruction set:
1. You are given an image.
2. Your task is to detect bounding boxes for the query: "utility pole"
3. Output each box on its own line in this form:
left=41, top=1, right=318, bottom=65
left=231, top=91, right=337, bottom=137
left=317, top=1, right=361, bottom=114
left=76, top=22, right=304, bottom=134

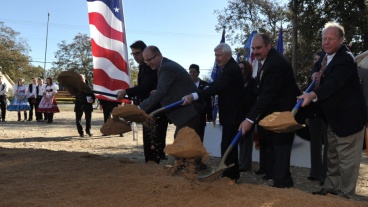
left=43, top=13, right=50, bottom=79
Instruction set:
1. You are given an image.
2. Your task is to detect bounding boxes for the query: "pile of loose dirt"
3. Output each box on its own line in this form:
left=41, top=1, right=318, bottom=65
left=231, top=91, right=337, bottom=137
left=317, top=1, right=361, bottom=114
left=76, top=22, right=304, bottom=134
left=259, top=111, right=299, bottom=131
left=100, top=117, right=132, bottom=135
left=111, top=104, right=151, bottom=123
left=164, top=127, right=207, bottom=159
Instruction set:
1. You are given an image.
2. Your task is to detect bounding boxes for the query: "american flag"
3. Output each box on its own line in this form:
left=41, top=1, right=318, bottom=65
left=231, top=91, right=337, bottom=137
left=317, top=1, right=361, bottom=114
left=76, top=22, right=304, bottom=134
left=87, top=0, right=130, bottom=102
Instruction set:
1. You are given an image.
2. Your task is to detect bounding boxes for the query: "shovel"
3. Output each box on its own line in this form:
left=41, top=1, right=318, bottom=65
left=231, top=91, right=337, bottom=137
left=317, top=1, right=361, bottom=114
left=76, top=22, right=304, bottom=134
left=259, top=81, right=315, bottom=133
left=149, top=100, right=184, bottom=116
left=57, top=71, right=139, bottom=102
left=197, top=130, right=242, bottom=181
left=112, top=100, right=185, bottom=123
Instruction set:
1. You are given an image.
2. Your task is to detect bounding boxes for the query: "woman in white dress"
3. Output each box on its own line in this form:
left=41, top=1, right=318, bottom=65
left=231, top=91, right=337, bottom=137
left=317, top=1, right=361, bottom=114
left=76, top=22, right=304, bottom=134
left=7, top=78, right=31, bottom=121
left=37, top=77, right=60, bottom=123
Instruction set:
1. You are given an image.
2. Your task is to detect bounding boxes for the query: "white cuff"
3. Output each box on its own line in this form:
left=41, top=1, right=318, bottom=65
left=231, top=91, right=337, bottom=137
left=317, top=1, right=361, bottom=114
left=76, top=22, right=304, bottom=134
left=246, top=118, right=254, bottom=124
left=192, top=92, right=199, bottom=101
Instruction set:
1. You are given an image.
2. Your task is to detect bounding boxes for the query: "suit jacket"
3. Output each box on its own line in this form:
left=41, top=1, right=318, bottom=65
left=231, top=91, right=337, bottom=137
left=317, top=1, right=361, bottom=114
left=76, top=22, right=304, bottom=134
left=74, top=82, right=95, bottom=112
left=246, top=48, right=300, bottom=122
left=198, top=58, right=244, bottom=126
left=126, top=62, right=157, bottom=103
left=198, top=79, right=213, bottom=123
left=313, top=45, right=367, bottom=137
left=139, top=57, right=203, bottom=126
left=358, top=67, right=368, bottom=121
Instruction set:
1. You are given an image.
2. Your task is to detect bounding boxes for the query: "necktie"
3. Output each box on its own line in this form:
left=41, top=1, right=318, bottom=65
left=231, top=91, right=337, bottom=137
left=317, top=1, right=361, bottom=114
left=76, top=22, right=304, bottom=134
left=314, top=55, right=327, bottom=89
left=257, top=61, right=263, bottom=78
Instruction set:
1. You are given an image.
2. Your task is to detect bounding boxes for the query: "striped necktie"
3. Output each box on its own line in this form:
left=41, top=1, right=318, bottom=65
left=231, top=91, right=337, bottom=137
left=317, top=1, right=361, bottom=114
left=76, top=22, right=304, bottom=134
left=314, top=55, right=327, bottom=89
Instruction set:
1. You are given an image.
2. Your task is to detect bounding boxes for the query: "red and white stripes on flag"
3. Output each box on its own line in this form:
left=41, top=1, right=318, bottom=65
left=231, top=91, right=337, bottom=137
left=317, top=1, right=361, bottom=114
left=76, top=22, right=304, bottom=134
left=87, top=0, right=130, bottom=101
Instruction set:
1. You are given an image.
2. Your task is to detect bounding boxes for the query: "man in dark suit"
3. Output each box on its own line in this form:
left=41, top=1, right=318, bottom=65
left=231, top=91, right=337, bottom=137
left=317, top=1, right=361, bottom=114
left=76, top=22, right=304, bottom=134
left=183, top=43, right=244, bottom=180
left=117, top=41, right=168, bottom=163
left=239, top=34, right=300, bottom=188
left=74, top=74, right=95, bottom=137
left=188, top=64, right=212, bottom=142
left=130, top=45, right=203, bottom=139
left=299, top=22, right=367, bottom=198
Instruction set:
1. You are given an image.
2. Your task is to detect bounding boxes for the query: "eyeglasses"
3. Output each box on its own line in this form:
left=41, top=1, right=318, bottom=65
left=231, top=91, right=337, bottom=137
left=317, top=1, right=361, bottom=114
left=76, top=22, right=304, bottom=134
left=144, top=54, right=157, bottom=63
left=130, top=51, right=142, bottom=56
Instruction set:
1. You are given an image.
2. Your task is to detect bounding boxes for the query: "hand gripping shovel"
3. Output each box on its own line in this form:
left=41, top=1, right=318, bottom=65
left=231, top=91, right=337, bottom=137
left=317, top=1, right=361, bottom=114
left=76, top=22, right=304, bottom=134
left=197, top=130, right=242, bottom=181
left=259, top=81, right=316, bottom=133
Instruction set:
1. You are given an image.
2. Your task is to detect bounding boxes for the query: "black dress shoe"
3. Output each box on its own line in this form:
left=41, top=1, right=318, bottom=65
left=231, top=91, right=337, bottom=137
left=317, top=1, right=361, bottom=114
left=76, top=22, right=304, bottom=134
left=307, top=176, right=317, bottom=181
left=80, top=134, right=84, bottom=137
left=262, top=175, right=273, bottom=180
left=254, top=169, right=265, bottom=175
left=312, top=188, right=337, bottom=196
left=319, top=181, right=325, bottom=186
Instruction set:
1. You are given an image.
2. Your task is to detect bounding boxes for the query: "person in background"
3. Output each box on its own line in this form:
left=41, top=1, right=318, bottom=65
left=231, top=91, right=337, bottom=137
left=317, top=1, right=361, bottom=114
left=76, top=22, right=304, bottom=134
left=117, top=41, right=169, bottom=163
left=27, top=77, right=37, bottom=121
left=307, top=51, right=328, bottom=186
left=239, top=34, right=300, bottom=188
left=0, top=75, right=8, bottom=121
left=7, top=78, right=31, bottom=121
left=188, top=63, right=212, bottom=141
left=183, top=43, right=244, bottom=181
left=299, top=22, right=367, bottom=198
left=35, top=78, right=46, bottom=122
left=37, top=77, right=60, bottom=123
left=74, top=74, right=95, bottom=137
left=238, top=61, right=256, bottom=172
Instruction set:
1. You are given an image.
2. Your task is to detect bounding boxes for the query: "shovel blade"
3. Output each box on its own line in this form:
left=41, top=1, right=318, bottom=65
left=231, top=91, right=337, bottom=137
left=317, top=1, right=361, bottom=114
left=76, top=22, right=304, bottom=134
left=197, top=163, right=234, bottom=182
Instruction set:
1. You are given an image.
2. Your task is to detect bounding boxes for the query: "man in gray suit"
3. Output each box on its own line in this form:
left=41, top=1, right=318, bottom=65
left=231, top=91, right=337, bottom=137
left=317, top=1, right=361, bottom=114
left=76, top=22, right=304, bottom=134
left=136, top=45, right=203, bottom=136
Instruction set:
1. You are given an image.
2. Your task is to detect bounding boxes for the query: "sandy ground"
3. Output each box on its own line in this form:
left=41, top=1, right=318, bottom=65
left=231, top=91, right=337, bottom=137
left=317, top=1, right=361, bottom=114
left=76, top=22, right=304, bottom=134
left=0, top=104, right=368, bottom=207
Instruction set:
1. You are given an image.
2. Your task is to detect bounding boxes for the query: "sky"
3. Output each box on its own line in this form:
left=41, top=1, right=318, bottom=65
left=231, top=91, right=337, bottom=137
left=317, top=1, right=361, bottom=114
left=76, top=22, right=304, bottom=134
left=0, top=0, right=232, bottom=78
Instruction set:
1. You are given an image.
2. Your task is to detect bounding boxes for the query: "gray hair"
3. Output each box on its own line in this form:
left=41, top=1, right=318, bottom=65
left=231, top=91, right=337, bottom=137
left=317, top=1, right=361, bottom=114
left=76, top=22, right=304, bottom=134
left=323, top=22, right=345, bottom=38
left=214, top=43, right=232, bottom=54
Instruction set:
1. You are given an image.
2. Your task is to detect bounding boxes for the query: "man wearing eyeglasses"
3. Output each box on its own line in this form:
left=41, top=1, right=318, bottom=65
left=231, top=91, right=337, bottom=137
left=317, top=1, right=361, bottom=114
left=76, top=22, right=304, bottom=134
left=134, top=45, right=204, bottom=138
left=117, top=41, right=168, bottom=164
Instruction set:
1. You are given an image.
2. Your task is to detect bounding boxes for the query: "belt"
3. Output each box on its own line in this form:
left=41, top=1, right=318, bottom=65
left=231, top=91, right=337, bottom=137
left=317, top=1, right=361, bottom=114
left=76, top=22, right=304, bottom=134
left=37, top=96, right=43, bottom=98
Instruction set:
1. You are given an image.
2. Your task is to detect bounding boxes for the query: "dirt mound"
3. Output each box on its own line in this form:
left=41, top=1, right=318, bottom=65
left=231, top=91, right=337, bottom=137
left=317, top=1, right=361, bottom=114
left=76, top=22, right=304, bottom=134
left=164, top=127, right=207, bottom=159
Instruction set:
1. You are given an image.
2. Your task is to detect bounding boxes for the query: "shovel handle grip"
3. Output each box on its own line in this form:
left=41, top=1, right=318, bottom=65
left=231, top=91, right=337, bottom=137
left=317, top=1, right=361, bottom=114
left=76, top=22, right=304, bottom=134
left=164, top=100, right=184, bottom=110
left=291, top=80, right=316, bottom=116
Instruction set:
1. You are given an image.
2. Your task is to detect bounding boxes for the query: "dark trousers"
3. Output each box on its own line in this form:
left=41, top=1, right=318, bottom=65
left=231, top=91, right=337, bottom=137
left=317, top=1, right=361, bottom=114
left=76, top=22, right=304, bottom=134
left=264, top=128, right=295, bottom=187
left=238, top=129, right=254, bottom=171
left=28, top=98, right=36, bottom=120
left=174, top=113, right=202, bottom=138
left=0, top=96, right=6, bottom=120
left=308, top=117, right=328, bottom=182
left=258, top=126, right=273, bottom=176
left=75, top=110, right=92, bottom=135
left=143, top=115, right=168, bottom=163
left=35, top=97, right=45, bottom=121
left=221, top=125, right=240, bottom=180
left=102, top=102, right=119, bottom=123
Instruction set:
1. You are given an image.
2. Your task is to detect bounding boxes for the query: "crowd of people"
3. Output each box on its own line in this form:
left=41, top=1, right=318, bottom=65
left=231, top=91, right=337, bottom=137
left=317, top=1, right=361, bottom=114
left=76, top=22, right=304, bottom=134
left=0, top=21, right=367, bottom=199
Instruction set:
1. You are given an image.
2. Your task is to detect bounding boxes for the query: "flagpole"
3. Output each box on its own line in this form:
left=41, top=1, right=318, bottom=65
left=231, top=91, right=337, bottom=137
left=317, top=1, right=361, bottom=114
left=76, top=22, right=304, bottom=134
left=43, top=13, right=50, bottom=79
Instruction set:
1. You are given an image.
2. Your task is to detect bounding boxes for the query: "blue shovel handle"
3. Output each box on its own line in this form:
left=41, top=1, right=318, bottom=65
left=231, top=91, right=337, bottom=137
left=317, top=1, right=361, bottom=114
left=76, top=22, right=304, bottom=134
left=291, top=80, right=315, bottom=116
left=164, top=100, right=184, bottom=110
